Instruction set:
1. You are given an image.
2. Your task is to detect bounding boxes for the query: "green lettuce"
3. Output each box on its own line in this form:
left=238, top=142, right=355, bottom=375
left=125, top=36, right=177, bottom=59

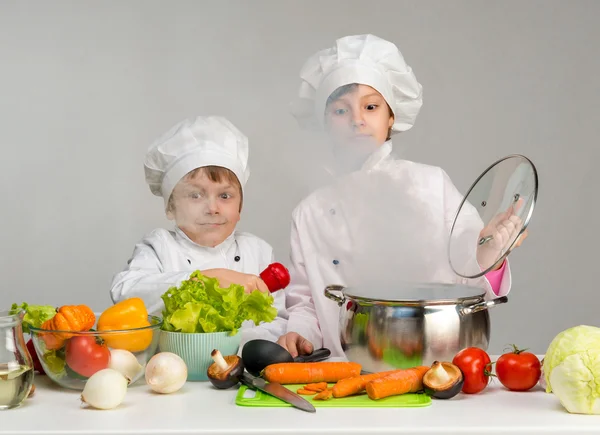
left=9, top=302, right=56, bottom=334
left=543, top=325, right=600, bottom=414
left=160, top=271, right=277, bottom=334
left=43, top=348, right=67, bottom=377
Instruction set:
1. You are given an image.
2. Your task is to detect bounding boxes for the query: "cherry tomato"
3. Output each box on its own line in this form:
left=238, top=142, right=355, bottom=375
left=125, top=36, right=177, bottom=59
left=496, top=345, right=541, bottom=391
left=452, top=347, right=492, bottom=394
left=65, top=336, right=110, bottom=378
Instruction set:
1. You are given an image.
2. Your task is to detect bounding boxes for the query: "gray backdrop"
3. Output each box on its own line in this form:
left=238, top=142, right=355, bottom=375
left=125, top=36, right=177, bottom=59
left=1, top=0, right=598, bottom=354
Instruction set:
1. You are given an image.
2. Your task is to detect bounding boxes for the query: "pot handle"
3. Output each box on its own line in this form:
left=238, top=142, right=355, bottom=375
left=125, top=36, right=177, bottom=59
left=324, top=285, right=346, bottom=306
left=460, top=296, right=508, bottom=316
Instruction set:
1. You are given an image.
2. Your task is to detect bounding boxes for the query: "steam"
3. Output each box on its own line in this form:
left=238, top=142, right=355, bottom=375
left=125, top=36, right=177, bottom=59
left=286, top=130, right=462, bottom=291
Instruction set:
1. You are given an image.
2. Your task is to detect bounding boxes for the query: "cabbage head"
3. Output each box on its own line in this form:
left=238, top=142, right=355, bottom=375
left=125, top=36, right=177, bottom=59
left=544, top=325, right=600, bottom=414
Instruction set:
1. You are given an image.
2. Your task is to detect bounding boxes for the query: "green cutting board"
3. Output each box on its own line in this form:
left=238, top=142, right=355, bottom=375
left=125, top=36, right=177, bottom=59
left=235, top=384, right=431, bottom=408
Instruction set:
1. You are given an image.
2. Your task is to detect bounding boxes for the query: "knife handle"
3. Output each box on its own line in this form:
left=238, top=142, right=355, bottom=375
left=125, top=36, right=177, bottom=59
left=293, top=348, right=331, bottom=363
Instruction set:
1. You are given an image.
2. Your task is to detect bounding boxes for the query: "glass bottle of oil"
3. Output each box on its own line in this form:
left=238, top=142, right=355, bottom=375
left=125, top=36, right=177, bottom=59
left=0, top=309, right=34, bottom=410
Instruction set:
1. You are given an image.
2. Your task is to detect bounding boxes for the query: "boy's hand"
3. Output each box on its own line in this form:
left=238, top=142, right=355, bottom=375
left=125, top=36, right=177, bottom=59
left=277, top=332, right=314, bottom=358
left=202, top=269, right=269, bottom=293
left=477, top=198, right=529, bottom=271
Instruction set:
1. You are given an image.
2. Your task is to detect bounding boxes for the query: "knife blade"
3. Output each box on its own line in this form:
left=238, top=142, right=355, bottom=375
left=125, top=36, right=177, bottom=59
left=240, top=372, right=316, bottom=413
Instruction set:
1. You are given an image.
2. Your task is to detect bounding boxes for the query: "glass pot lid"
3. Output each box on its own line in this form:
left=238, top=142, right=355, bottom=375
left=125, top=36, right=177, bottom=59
left=448, top=154, right=538, bottom=279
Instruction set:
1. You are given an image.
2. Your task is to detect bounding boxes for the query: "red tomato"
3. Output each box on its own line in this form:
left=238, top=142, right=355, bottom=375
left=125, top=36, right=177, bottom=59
left=452, top=347, right=492, bottom=394
left=496, top=345, right=541, bottom=391
left=65, top=336, right=110, bottom=378
left=27, top=339, right=45, bottom=375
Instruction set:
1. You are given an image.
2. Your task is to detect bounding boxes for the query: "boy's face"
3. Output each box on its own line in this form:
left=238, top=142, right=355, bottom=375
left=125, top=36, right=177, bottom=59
left=324, top=84, right=394, bottom=148
left=168, top=169, right=241, bottom=248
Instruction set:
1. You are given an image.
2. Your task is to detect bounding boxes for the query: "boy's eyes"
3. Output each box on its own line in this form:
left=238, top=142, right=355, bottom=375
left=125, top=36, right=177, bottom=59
left=331, top=104, right=378, bottom=115
left=187, top=192, right=232, bottom=200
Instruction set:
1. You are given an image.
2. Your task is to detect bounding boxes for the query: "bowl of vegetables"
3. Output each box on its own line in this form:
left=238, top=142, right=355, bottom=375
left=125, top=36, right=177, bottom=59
left=158, top=271, right=277, bottom=381
left=14, top=298, right=162, bottom=390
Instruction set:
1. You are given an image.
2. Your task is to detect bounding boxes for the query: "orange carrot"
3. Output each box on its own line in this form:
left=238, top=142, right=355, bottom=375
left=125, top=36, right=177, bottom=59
left=262, top=362, right=362, bottom=384
left=304, top=382, right=328, bottom=392
left=313, top=388, right=333, bottom=401
left=366, top=366, right=430, bottom=400
left=296, top=388, right=315, bottom=395
left=332, top=370, right=401, bottom=398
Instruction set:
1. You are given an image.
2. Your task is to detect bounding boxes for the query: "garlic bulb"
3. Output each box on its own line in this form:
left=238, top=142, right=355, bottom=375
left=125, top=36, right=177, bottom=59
left=108, top=349, right=143, bottom=381
left=81, top=369, right=128, bottom=410
left=145, top=352, right=187, bottom=394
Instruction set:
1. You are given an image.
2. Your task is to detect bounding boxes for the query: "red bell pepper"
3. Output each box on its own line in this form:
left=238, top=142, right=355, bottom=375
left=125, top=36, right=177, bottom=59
left=260, top=263, right=291, bottom=292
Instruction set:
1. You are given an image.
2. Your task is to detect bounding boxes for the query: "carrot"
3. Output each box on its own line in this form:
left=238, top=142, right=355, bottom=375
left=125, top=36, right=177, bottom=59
left=296, top=388, right=315, bottom=395
left=313, top=388, right=333, bottom=401
left=262, top=362, right=362, bottom=384
left=304, top=382, right=328, bottom=392
left=366, top=366, right=430, bottom=400
left=332, top=370, right=400, bottom=398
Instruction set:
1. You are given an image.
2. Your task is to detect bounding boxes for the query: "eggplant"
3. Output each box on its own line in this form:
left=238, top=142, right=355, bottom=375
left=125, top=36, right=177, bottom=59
left=207, top=349, right=244, bottom=389
left=423, top=361, right=464, bottom=399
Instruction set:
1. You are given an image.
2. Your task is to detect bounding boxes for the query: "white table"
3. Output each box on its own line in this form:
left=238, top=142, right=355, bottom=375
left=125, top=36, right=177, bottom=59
left=1, top=356, right=598, bottom=435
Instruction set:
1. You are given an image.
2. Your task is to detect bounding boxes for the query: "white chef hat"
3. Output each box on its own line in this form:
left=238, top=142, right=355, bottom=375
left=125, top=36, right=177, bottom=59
left=144, top=116, right=250, bottom=208
left=289, top=34, right=423, bottom=134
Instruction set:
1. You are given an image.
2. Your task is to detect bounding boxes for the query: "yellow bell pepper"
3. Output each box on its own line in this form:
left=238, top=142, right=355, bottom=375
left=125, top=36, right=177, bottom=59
left=97, top=297, right=153, bottom=353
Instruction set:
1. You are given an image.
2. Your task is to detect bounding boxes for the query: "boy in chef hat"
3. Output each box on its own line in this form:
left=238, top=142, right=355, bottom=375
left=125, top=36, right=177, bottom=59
left=111, top=116, right=287, bottom=342
left=278, top=34, right=529, bottom=358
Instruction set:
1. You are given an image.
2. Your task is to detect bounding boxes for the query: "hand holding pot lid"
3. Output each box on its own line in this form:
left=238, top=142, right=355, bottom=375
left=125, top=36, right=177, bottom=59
left=449, top=154, right=538, bottom=278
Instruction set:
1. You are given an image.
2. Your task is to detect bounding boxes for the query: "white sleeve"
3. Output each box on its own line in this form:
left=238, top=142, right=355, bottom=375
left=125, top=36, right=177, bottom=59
left=110, top=237, right=191, bottom=315
left=441, top=169, right=512, bottom=299
left=282, top=209, right=324, bottom=349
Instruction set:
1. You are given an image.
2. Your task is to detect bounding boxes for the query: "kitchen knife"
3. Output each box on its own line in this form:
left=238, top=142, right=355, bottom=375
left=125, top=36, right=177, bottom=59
left=240, top=372, right=316, bottom=413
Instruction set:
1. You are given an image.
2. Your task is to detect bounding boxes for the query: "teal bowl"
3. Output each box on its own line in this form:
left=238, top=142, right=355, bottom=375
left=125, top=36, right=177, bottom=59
left=158, top=331, right=241, bottom=381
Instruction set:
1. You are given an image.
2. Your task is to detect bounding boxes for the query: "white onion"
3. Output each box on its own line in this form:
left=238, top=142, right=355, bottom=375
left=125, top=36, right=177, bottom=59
left=145, top=352, right=187, bottom=394
left=81, top=369, right=128, bottom=410
left=108, top=349, right=143, bottom=381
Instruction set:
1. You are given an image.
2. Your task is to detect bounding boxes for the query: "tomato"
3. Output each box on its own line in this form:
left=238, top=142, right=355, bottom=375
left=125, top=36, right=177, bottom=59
left=496, top=345, right=541, bottom=391
left=27, top=339, right=45, bottom=374
left=452, top=347, right=492, bottom=394
left=65, top=336, right=110, bottom=378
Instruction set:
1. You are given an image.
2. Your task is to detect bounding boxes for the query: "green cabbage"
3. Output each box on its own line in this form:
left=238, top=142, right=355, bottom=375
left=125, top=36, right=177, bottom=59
left=160, top=270, right=277, bottom=335
left=543, top=325, right=600, bottom=414
left=544, top=325, right=600, bottom=392
left=549, top=350, right=600, bottom=414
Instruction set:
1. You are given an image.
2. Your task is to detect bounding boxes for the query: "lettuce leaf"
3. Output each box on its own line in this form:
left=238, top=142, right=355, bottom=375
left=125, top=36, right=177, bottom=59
left=160, top=271, right=277, bottom=334
left=10, top=302, right=56, bottom=334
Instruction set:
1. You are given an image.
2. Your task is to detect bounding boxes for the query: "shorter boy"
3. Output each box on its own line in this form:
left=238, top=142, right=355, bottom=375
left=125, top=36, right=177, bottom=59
left=111, top=116, right=287, bottom=343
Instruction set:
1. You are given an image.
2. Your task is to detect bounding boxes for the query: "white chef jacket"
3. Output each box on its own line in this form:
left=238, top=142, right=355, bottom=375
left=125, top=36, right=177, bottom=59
left=110, top=226, right=288, bottom=345
left=284, top=141, right=511, bottom=358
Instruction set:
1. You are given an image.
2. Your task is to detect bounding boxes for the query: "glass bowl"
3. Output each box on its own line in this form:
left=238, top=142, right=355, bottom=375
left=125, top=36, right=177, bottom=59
left=29, top=315, right=162, bottom=390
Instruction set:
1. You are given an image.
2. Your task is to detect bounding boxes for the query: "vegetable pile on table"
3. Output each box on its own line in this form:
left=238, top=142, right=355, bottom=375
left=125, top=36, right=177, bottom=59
left=10, top=298, right=188, bottom=410
left=11, top=298, right=154, bottom=381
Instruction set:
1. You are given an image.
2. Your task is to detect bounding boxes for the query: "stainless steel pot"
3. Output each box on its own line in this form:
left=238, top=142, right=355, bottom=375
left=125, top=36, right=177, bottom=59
left=322, top=154, right=538, bottom=372
left=324, top=283, right=507, bottom=372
